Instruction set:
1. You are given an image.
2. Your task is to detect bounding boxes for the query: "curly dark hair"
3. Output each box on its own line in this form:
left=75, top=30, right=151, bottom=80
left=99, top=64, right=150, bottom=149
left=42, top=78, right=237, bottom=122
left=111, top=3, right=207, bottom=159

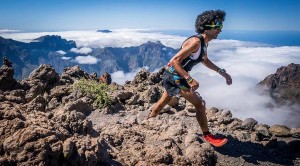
left=195, top=9, right=226, bottom=34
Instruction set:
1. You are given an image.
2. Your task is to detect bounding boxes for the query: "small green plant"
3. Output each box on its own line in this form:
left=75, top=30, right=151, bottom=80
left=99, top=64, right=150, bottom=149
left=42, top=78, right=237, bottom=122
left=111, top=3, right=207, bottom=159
left=73, top=78, right=111, bottom=108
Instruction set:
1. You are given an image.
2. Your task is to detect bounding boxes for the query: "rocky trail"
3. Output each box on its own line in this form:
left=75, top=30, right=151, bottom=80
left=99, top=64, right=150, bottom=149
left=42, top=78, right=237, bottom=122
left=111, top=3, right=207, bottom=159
left=88, top=106, right=299, bottom=166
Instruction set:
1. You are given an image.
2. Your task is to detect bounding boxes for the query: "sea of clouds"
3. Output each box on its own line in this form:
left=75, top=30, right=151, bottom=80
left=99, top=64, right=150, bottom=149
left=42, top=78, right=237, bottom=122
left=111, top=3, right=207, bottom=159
left=1, top=29, right=300, bottom=127
left=0, top=29, right=185, bottom=48
left=190, top=42, right=300, bottom=128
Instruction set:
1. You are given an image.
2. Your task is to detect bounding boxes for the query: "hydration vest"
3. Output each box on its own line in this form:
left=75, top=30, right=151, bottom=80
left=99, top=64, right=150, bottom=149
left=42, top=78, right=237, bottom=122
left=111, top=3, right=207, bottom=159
left=167, top=34, right=207, bottom=74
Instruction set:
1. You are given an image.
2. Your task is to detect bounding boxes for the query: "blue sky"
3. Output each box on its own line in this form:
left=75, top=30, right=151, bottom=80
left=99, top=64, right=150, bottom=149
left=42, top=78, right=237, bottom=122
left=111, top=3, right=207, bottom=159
left=0, top=0, right=299, bottom=31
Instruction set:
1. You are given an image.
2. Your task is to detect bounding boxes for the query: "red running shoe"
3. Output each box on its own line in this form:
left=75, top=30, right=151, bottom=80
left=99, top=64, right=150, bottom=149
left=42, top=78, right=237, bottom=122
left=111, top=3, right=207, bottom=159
left=202, top=134, right=228, bottom=147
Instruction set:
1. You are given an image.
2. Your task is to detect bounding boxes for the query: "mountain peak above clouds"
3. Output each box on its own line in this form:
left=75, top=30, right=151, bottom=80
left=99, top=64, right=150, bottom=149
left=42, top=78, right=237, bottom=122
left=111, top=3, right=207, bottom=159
left=97, top=29, right=112, bottom=33
left=258, top=63, right=300, bottom=106
left=31, top=35, right=76, bottom=50
left=33, top=35, right=63, bottom=42
left=0, top=35, right=24, bottom=46
left=140, top=40, right=164, bottom=47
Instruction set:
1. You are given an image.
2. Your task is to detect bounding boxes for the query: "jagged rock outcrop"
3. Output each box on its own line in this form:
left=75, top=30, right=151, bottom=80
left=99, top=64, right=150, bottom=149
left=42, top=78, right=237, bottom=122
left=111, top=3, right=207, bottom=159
left=258, top=63, right=300, bottom=106
left=0, top=62, right=110, bottom=165
left=99, top=72, right=112, bottom=85
left=60, top=65, right=91, bottom=84
left=0, top=57, right=17, bottom=91
left=0, top=61, right=299, bottom=165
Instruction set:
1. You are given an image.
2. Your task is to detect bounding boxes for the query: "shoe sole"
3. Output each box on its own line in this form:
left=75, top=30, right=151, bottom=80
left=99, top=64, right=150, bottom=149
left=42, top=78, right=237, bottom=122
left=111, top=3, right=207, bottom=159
left=202, top=137, right=228, bottom=147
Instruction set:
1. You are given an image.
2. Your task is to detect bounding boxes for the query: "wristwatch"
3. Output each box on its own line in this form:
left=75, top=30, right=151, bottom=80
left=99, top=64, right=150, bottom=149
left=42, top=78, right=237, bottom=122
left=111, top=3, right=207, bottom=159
left=217, top=68, right=226, bottom=74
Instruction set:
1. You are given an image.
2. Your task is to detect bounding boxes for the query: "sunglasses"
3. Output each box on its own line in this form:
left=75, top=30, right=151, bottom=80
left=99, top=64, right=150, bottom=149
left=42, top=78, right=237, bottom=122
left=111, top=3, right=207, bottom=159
left=205, top=20, right=223, bottom=30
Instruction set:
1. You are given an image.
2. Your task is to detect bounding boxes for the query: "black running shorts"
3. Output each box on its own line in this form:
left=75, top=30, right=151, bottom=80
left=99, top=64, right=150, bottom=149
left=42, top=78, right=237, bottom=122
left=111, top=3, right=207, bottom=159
left=162, top=71, right=190, bottom=96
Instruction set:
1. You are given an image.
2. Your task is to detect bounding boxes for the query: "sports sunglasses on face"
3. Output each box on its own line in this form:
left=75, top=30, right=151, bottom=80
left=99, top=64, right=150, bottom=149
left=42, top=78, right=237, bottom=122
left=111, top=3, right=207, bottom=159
left=205, top=19, right=223, bottom=29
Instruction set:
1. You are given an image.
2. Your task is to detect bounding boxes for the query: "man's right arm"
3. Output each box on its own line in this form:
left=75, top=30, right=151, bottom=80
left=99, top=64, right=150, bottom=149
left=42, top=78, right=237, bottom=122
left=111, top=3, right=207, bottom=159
left=170, top=37, right=200, bottom=79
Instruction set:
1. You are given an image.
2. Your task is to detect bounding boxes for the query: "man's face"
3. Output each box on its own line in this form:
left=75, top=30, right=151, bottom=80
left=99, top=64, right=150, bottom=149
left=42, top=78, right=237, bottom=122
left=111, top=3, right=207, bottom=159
left=211, top=26, right=222, bottom=39
left=205, top=19, right=223, bottom=39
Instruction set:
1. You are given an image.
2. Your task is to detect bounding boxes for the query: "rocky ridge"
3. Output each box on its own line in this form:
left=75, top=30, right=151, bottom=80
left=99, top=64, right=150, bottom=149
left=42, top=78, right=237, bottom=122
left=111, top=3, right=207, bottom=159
left=0, top=35, right=177, bottom=80
left=258, top=63, right=300, bottom=107
left=0, top=58, right=299, bottom=165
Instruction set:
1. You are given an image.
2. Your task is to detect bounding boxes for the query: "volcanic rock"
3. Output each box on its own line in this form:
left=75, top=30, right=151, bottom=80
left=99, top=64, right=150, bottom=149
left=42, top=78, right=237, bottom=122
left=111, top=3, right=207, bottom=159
left=0, top=62, right=299, bottom=165
left=0, top=57, right=17, bottom=91
left=258, top=63, right=300, bottom=105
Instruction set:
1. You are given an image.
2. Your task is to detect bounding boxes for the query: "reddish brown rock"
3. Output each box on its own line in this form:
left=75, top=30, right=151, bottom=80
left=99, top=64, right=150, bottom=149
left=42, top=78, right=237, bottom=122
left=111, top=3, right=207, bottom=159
left=258, top=63, right=300, bottom=105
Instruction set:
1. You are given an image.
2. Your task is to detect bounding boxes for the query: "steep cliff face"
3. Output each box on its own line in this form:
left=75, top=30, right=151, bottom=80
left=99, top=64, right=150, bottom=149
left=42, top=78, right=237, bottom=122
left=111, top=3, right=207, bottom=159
left=89, top=41, right=177, bottom=73
left=258, top=63, right=300, bottom=105
left=0, top=35, right=77, bottom=79
left=0, top=58, right=299, bottom=166
left=0, top=36, right=177, bottom=80
left=31, top=35, right=76, bottom=50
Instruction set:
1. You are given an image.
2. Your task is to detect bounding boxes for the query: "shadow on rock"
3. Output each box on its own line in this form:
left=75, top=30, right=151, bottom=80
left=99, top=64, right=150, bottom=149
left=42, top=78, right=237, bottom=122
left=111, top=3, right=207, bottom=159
left=214, top=135, right=300, bottom=165
left=97, top=140, right=123, bottom=166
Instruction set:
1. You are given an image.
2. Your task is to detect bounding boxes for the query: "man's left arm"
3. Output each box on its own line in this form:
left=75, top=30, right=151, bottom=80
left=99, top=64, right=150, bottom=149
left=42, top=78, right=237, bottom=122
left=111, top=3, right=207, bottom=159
left=202, top=58, right=232, bottom=85
left=202, top=57, right=220, bottom=72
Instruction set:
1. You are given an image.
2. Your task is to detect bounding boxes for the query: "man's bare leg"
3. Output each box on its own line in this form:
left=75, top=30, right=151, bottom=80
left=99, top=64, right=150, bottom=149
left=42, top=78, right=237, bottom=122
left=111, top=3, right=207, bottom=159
left=180, top=90, right=209, bottom=133
left=180, top=90, right=228, bottom=147
left=149, top=90, right=172, bottom=117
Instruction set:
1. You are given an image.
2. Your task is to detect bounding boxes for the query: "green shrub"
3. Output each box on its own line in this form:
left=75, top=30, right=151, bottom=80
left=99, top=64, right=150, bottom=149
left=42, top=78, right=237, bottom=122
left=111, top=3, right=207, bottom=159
left=73, top=78, right=111, bottom=108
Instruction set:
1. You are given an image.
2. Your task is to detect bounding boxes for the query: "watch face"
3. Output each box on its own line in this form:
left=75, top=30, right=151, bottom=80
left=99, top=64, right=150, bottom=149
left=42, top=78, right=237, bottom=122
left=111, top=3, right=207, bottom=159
left=218, top=69, right=226, bottom=74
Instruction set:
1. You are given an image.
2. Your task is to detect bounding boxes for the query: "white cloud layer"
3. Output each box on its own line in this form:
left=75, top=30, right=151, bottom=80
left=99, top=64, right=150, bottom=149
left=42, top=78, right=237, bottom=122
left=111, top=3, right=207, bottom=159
left=0, top=29, right=21, bottom=33
left=75, top=55, right=98, bottom=64
left=1, top=29, right=300, bottom=127
left=56, top=50, right=66, bottom=55
left=111, top=67, right=149, bottom=85
left=194, top=43, right=300, bottom=128
left=191, top=43, right=300, bottom=128
left=70, top=47, right=92, bottom=54
left=61, top=57, right=71, bottom=60
left=0, top=29, right=185, bottom=48
left=111, top=71, right=138, bottom=85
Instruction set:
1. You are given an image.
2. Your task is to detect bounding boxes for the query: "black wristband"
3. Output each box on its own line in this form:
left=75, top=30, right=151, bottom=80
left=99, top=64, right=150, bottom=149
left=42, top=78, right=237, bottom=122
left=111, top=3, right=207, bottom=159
left=185, top=75, right=193, bottom=83
left=217, top=68, right=226, bottom=74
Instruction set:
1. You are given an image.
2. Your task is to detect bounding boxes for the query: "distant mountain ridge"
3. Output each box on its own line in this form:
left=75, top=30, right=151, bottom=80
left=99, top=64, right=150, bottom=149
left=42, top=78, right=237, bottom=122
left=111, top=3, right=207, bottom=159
left=0, top=35, right=76, bottom=79
left=0, top=35, right=178, bottom=80
left=97, top=29, right=112, bottom=33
